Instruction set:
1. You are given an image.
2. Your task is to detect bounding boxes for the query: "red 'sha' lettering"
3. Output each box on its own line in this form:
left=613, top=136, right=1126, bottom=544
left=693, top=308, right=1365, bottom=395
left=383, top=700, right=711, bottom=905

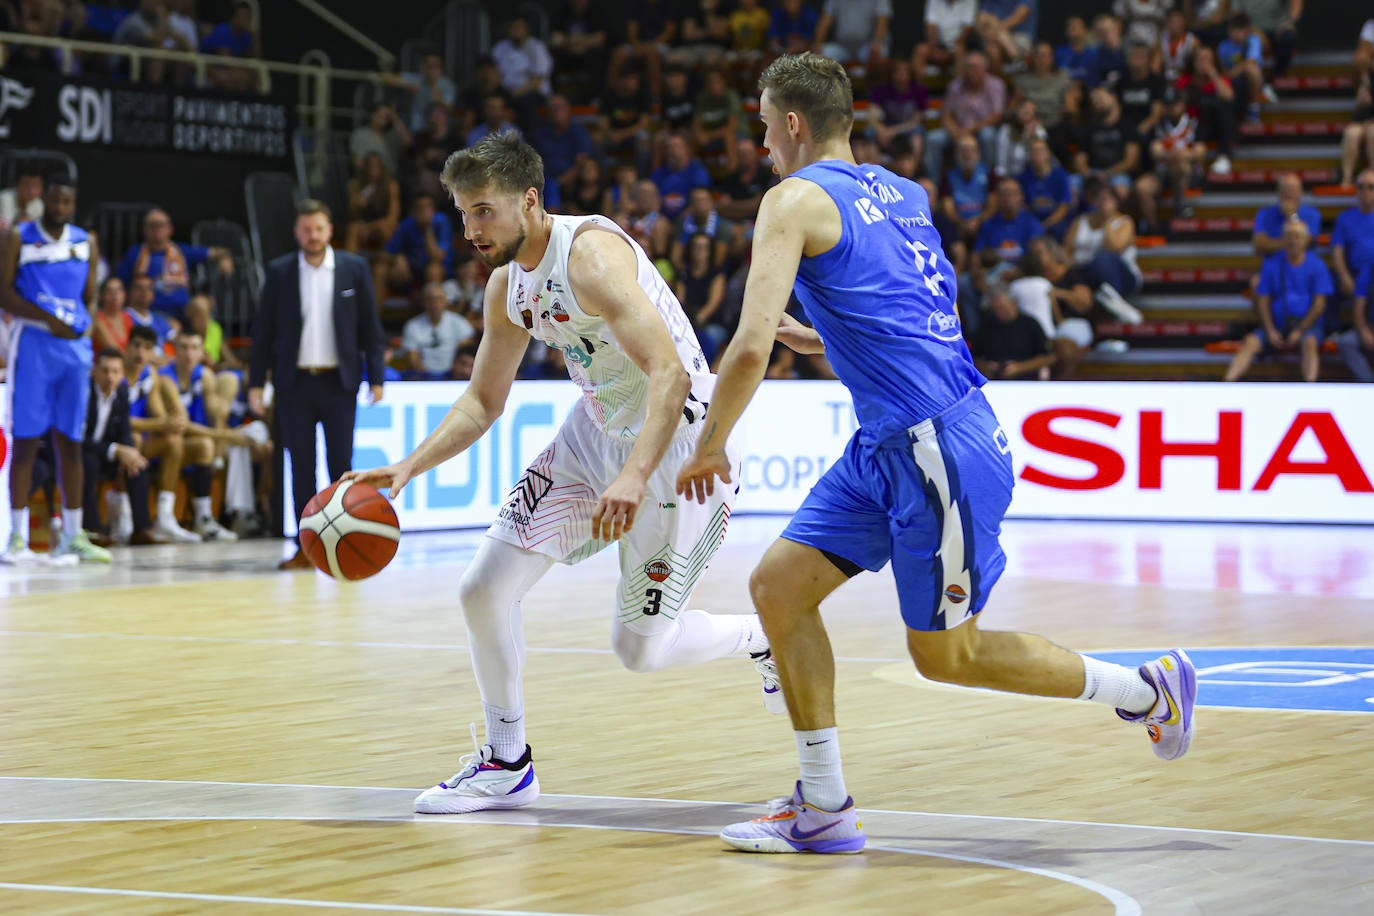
left=1138, top=410, right=1244, bottom=491
left=1020, top=408, right=1125, bottom=490
left=1253, top=412, right=1374, bottom=493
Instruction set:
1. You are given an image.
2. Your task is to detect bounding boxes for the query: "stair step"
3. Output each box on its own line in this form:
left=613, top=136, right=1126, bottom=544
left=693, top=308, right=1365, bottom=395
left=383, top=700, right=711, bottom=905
left=1271, top=75, right=1354, bottom=92
left=1291, top=50, right=1360, bottom=68
left=1240, top=121, right=1345, bottom=137
left=1207, top=167, right=1336, bottom=186
left=1096, top=320, right=1233, bottom=339
left=1136, top=294, right=1252, bottom=311
left=1231, top=143, right=1349, bottom=161
left=1141, top=267, right=1253, bottom=284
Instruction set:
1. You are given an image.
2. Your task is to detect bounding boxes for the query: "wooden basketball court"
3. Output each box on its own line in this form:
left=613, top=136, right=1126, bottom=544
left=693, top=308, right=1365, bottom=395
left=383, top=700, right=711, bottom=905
left=2, top=517, right=1372, bottom=914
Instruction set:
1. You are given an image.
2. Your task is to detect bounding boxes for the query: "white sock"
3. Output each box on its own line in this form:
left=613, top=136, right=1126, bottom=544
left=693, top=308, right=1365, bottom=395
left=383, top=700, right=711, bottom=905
left=796, top=728, right=847, bottom=812
left=11, top=508, right=29, bottom=546
left=483, top=703, right=526, bottom=763
left=62, top=507, right=82, bottom=536
left=157, top=490, right=177, bottom=523
left=193, top=496, right=212, bottom=521
left=1078, top=655, right=1158, bottom=715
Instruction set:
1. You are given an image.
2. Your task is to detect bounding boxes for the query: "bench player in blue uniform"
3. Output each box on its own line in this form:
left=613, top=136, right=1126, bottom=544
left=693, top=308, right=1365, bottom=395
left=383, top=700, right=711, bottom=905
left=677, top=54, right=1197, bottom=854
left=0, top=175, right=111, bottom=564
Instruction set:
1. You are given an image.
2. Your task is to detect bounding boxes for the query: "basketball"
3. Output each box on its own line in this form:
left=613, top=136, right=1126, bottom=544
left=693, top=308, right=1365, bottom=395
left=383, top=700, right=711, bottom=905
left=298, top=479, right=400, bottom=580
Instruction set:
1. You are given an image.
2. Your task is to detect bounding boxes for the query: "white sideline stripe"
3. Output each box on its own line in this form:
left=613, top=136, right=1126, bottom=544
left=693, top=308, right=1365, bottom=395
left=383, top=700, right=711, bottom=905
left=0, top=883, right=583, bottom=916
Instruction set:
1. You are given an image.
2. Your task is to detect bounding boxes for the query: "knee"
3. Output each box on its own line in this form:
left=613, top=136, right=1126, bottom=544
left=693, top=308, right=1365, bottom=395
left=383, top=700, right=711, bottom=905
left=748, top=563, right=792, bottom=624
left=611, top=627, right=663, bottom=672
left=909, top=634, right=979, bottom=685
left=457, top=569, right=503, bottom=622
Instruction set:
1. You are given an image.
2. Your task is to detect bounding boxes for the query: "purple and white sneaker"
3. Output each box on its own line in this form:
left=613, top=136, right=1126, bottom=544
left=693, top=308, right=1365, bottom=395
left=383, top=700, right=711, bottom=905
left=414, top=725, right=539, bottom=814
left=1117, top=649, right=1197, bottom=761
left=753, top=650, right=786, bottom=715
left=720, top=782, right=866, bottom=854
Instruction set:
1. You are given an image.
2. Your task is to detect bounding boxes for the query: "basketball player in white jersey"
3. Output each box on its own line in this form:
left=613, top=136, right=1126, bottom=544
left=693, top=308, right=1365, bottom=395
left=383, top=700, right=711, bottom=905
left=345, top=131, right=778, bottom=814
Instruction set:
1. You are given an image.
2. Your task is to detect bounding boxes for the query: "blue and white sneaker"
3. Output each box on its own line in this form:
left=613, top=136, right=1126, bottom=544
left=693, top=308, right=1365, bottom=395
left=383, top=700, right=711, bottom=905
left=414, top=725, right=539, bottom=814
left=1117, top=649, right=1197, bottom=761
left=720, top=782, right=866, bottom=854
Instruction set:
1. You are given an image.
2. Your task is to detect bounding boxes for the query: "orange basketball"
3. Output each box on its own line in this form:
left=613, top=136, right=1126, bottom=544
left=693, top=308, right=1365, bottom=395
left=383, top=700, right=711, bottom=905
left=298, top=479, right=400, bottom=580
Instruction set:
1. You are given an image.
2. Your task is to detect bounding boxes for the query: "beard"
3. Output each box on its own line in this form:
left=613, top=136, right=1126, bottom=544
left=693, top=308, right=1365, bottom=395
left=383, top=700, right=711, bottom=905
left=478, top=227, right=527, bottom=268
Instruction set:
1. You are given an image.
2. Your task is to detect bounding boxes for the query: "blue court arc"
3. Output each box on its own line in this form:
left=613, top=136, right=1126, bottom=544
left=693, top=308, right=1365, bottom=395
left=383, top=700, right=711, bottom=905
left=1088, top=648, right=1374, bottom=713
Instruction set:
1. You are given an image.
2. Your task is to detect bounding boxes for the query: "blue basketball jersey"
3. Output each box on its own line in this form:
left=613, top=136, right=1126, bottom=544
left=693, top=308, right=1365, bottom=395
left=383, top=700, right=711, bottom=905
left=129, top=365, right=157, bottom=419
left=160, top=363, right=209, bottom=425
left=14, top=221, right=91, bottom=335
left=790, top=160, right=984, bottom=438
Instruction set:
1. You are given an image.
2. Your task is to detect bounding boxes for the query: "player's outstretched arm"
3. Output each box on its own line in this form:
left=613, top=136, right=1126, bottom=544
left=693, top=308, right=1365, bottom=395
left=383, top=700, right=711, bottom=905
left=344, top=266, right=526, bottom=498
left=568, top=228, right=692, bottom=541
left=677, top=179, right=817, bottom=503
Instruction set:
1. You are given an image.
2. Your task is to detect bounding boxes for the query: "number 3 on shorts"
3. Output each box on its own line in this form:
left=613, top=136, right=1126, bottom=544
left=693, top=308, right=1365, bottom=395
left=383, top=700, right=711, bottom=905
left=642, top=588, right=663, bottom=615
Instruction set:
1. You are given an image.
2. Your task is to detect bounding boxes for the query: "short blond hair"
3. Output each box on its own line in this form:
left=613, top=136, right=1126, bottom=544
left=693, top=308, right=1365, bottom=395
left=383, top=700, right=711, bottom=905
left=758, top=52, right=853, bottom=144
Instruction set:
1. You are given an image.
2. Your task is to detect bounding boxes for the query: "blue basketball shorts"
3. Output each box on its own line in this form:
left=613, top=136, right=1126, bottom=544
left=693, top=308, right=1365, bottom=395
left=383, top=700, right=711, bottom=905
left=782, top=388, right=1015, bottom=632
left=7, top=324, right=92, bottom=441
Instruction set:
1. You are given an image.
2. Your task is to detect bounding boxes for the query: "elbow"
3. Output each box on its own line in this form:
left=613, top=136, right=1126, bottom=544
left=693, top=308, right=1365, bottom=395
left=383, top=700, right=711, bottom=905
left=660, top=364, right=692, bottom=403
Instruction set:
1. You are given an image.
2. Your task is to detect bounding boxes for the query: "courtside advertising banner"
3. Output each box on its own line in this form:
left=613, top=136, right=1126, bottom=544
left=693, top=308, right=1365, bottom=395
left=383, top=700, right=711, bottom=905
left=274, top=380, right=1374, bottom=533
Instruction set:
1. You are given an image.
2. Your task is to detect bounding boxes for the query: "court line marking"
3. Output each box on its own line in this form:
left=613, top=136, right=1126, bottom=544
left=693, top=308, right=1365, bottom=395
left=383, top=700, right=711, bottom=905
left=0, top=882, right=585, bottom=916
left=2, top=776, right=1370, bottom=848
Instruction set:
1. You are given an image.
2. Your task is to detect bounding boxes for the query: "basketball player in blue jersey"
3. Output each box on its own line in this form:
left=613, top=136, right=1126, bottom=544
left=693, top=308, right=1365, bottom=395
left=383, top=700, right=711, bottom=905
left=677, top=54, right=1197, bottom=855
left=0, top=175, right=112, bottom=565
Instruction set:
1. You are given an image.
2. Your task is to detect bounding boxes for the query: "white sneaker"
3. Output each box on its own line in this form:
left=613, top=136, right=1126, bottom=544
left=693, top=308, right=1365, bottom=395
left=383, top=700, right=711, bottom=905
left=1261, top=84, right=1278, bottom=104
left=1, top=532, right=37, bottom=566
left=753, top=651, right=787, bottom=715
left=414, top=725, right=539, bottom=814
left=1209, top=155, right=1232, bottom=176
left=1095, top=283, right=1145, bottom=325
left=195, top=516, right=238, bottom=542
left=154, top=517, right=202, bottom=543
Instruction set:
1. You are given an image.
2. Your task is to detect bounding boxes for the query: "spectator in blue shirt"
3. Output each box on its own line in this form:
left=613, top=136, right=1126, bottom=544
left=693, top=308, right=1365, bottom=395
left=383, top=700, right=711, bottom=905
left=1055, top=16, right=1098, bottom=85
left=118, top=209, right=232, bottom=323
left=1336, top=264, right=1374, bottom=382
left=201, top=1, right=260, bottom=92
left=650, top=133, right=711, bottom=221
left=768, top=0, right=820, bottom=56
left=384, top=193, right=455, bottom=298
left=942, top=134, right=992, bottom=243
left=1216, top=12, right=1264, bottom=122
left=1252, top=173, right=1322, bottom=259
left=1089, top=14, right=1126, bottom=89
left=1018, top=138, right=1074, bottom=239
left=1331, top=172, right=1374, bottom=303
left=1225, top=220, right=1332, bottom=383
left=532, top=94, right=596, bottom=193
left=383, top=52, right=458, bottom=133
left=975, top=178, right=1046, bottom=276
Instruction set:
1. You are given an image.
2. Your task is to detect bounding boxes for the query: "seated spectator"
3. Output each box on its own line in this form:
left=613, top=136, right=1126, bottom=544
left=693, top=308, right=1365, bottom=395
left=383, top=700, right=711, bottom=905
left=467, top=95, right=520, bottom=149
left=452, top=343, right=479, bottom=381
left=92, top=277, right=133, bottom=356
left=609, top=0, right=680, bottom=99
left=123, top=325, right=200, bottom=542
left=1216, top=12, right=1265, bottom=123
left=694, top=69, right=744, bottom=175
left=1340, top=17, right=1374, bottom=188
left=1154, top=8, right=1198, bottom=84
left=159, top=332, right=239, bottom=540
left=1073, top=87, right=1140, bottom=199
left=444, top=258, right=487, bottom=314
left=651, top=133, right=712, bottom=222
left=201, top=1, right=261, bottom=92
left=604, top=161, right=642, bottom=222
left=1336, top=262, right=1374, bottom=382
left=1177, top=46, right=1236, bottom=176
left=401, top=282, right=475, bottom=380
left=674, top=0, right=731, bottom=70
left=82, top=346, right=154, bottom=545
left=870, top=58, right=928, bottom=158
left=1116, top=0, right=1171, bottom=49
left=1253, top=173, right=1322, bottom=259
left=118, top=209, right=231, bottom=324
left=726, top=0, right=771, bottom=64
left=971, top=284, right=1056, bottom=380
left=345, top=153, right=401, bottom=261
left=1225, top=221, right=1331, bottom=383
left=942, top=134, right=993, bottom=244
left=1116, top=42, right=1166, bottom=147
left=124, top=273, right=175, bottom=356
left=973, top=178, right=1045, bottom=291
left=674, top=233, right=730, bottom=364
left=816, top=0, right=892, bottom=69
left=920, top=178, right=966, bottom=273
left=384, top=51, right=457, bottom=133
left=1019, top=138, right=1074, bottom=239
left=79, top=1, right=131, bottom=40
left=1232, top=0, right=1300, bottom=79
left=457, top=56, right=512, bottom=131
left=1013, top=43, right=1072, bottom=140
left=383, top=193, right=455, bottom=297
left=550, top=0, right=609, bottom=103
left=112, top=0, right=186, bottom=84
left=655, top=67, right=698, bottom=168
left=979, top=0, right=1037, bottom=57
left=408, top=104, right=463, bottom=200
left=1136, top=88, right=1206, bottom=231
left=995, top=99, right=1048, bottom=179
left=0, top=168, right=43, bottom=233
left=492, top=15, right=553, bottom=134
left=184, top=293, right=244, bottom=372
left=350, top=103, right=409, bottom=176
left=1090, top=14, right=1127, bottom=89
left=913, top=0, right=977, bottom=79
left=1065, top=183, right=1144, bottom=323
left=1009, top=237, right=1096, bottom=377
left=1331, top=172, right=1374, bottom=306
left=923, top=52, right=1005, bottom=180
left=1055, top=16, right=1099, bottom=86
left=627, top=180, right=674, bottom=268
left=564, top=155, right=607, bottom=216
left=671, top=187, right=732, bottom=273
left=597, top=68, right=652, bottom=171
left=718, top=139, right=773, bottom=222
left=768, top=0, right=820, bottom=57
left=533, top=94, right=596, bottom=193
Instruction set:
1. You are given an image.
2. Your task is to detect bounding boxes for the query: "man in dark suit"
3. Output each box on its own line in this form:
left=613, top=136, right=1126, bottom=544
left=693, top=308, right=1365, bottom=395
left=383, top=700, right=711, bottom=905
left=247, top=199, right=386, bottom=570
left=83, top=346, right=154, bottom=544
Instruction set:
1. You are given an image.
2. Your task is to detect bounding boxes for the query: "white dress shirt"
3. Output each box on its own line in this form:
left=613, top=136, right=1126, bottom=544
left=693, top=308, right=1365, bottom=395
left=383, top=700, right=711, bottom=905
left=297, top=246, right=339, bottom=369
left=91, top=384, right=120, bottom=461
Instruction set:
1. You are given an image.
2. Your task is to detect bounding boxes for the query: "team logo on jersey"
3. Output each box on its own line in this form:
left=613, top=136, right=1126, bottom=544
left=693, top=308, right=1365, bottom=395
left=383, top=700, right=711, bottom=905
left=550, top=299, right=569, bottom=322
left=926, top=308, right=963, bottom=342
left=645, top=559, right=673, bottom=582
left=520, top=309, right=533, bottom=329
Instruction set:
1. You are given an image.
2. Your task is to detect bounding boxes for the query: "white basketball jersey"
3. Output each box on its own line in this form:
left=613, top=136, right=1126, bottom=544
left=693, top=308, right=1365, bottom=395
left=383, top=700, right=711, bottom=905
left=505, top=214, right=714, bottom=440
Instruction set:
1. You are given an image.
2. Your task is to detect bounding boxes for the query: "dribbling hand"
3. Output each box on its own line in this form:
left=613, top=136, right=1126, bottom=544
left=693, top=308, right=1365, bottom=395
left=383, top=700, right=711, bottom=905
left=342, top=460, right=415, bottom=499
left=593, top=474, right=645, bottom=541
left=675, top=450, right=731, bottom=505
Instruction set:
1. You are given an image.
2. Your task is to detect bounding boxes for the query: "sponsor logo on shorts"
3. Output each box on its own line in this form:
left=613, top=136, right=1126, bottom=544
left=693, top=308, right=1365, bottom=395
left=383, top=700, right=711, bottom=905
left=520, top=309, right=533, bottom=329
left=943, top=583, right=968, bottom=604
left=645, top=559, right=672, bottom=582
